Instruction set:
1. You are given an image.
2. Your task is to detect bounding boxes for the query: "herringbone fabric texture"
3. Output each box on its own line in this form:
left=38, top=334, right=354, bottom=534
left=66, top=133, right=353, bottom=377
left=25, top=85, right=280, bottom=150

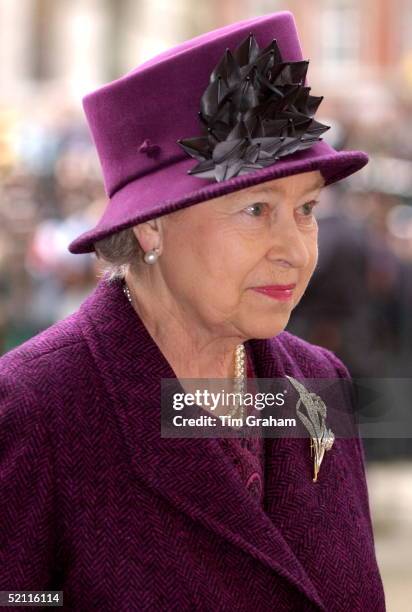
left=0, top=275, right=386, bottom=611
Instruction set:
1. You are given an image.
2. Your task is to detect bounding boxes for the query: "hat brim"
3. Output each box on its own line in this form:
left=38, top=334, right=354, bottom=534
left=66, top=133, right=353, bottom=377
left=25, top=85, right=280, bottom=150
left=68, top=140, right=368, bottom=255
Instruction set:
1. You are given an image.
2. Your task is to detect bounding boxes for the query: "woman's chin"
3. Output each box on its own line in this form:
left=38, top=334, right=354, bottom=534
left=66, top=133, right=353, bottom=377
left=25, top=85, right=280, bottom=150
left=243, top=312, right=291, bottom=340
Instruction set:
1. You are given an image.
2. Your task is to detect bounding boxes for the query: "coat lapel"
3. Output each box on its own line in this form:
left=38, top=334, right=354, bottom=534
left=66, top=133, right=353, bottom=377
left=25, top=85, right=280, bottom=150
left=78, top=276, right=326, bottom=612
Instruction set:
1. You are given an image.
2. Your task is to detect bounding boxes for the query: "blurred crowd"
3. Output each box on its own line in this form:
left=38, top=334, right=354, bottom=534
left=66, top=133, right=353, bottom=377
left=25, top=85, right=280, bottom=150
left=288, top=98, right=412, bottom=459
left=0, top=98, right=106, bottom=354
left=290, top=97, right=412, bottom=380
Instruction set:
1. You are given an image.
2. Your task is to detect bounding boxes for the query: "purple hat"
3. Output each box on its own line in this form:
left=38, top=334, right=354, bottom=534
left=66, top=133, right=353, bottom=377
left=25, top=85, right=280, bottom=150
left=68, top=11, right=368, bottom=255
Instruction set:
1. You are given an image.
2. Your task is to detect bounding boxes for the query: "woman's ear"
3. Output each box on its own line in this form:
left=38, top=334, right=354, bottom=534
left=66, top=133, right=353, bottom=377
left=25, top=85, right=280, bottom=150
left=132, top=218, right=163, bottom=255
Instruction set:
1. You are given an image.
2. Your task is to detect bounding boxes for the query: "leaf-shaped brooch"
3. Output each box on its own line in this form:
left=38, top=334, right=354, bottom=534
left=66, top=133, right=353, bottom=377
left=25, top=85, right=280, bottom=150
left=285, top=375, right=335, bottom=482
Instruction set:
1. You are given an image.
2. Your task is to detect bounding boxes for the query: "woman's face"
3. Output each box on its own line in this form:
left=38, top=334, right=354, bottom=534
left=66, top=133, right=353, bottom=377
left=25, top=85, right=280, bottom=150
left=152, top=170, right=324, bottom=340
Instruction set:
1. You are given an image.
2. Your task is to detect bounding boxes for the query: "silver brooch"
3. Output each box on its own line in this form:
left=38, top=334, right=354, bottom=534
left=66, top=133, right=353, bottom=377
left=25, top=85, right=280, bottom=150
left=285, top=375, right=335, bottom=482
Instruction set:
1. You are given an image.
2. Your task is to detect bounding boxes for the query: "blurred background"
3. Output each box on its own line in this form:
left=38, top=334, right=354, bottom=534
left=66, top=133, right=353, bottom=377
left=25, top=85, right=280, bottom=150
left=0, top=0, right=411, bottom=608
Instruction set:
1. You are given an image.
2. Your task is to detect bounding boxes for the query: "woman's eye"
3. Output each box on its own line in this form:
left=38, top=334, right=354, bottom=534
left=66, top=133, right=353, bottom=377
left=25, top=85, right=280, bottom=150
left=298, top=200, right=319, bottom=218
left=244, top=202, right=267, bottom=217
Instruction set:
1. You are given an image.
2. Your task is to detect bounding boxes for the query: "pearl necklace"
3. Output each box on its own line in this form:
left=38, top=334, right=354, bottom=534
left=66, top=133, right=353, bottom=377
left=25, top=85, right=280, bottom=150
left=122, top=282, right=246, bottom=423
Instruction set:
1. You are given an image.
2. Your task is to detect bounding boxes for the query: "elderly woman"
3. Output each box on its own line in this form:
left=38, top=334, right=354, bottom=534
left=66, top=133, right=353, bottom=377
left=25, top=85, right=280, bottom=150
left=0, top=11, right=386, bottom=612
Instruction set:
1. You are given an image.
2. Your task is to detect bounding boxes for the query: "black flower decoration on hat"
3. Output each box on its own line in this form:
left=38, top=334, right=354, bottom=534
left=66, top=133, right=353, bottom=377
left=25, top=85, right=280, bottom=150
left=176, top=32, right=330, bottom=182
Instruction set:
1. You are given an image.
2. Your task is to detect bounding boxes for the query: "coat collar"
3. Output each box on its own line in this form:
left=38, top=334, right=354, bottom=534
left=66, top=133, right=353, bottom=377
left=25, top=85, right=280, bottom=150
left=78, top=275, right=326, bottom=612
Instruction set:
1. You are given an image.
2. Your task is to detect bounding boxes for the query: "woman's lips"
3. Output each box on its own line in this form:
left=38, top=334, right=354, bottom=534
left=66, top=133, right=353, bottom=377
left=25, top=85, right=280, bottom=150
left=251, top=284, right=296, bottom=302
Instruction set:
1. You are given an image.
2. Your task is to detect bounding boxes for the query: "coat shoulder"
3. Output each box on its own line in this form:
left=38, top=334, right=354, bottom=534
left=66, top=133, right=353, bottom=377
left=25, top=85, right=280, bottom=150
left=0, top=304, right=88, bottom=366
left=0, top=307, right=92, bottom=408
left=275, top=329, right=351, bottom=380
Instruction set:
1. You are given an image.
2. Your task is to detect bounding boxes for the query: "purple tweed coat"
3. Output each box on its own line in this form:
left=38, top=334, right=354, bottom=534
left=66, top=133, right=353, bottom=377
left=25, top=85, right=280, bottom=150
left=0, top=275, right=386, bottom=611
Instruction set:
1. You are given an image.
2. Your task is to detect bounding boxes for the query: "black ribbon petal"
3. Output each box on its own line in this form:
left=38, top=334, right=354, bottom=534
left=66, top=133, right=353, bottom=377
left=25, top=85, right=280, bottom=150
left=177, top=31, right=330, bottom=183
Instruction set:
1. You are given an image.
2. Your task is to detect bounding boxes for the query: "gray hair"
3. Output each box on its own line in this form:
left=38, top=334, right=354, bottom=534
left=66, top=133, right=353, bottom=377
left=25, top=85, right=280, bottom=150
left=94, top=227, right=144, bottom=281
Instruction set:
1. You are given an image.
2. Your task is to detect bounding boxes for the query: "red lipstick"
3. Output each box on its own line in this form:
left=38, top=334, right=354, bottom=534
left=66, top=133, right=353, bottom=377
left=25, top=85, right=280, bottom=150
left=251, top=283, right=296, bottom=302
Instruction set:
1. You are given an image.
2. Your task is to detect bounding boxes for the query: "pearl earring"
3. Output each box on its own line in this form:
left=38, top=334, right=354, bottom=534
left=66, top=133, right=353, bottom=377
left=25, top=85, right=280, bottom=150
left=143, top=247, right=160, bottom=264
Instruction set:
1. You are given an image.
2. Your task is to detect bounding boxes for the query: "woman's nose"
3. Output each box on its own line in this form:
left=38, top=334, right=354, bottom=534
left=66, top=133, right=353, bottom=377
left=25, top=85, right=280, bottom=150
left=265, top=218, right=312, bottom=269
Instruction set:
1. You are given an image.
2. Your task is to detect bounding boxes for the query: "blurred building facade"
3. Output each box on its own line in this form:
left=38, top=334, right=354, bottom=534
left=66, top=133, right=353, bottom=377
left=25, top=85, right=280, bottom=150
left=1, top=0, right=411, bottom=107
